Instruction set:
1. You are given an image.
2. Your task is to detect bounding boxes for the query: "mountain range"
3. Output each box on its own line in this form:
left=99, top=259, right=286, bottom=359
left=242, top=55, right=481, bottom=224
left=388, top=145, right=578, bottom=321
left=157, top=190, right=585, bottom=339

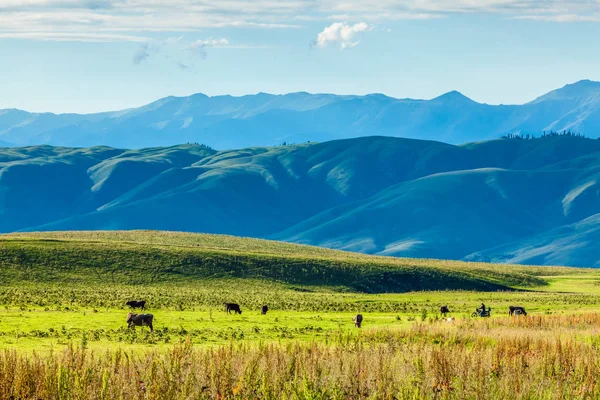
left=1, top=134, right=598, bottom=267
left=2, top=80, right=600, bottom=149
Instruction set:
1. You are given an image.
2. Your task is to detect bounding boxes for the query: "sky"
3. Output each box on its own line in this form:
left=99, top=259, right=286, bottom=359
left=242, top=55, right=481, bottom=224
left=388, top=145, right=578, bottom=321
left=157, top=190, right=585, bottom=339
left=1, top=0, right=600, bottom=113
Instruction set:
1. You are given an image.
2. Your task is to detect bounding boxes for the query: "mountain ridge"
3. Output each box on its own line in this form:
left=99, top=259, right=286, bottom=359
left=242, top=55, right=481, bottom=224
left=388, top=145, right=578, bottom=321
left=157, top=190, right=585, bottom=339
left=4, top=80, right=596, bottom=116
left=2, top=80, right=600, bottom=149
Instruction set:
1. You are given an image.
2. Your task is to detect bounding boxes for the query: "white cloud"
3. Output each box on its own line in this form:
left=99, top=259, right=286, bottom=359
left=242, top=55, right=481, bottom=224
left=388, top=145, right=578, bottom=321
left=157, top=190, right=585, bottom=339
left=0, top=0, right=599, bottom=44
left=0, top=32, right=148, bottom=42
left=317, top=0, right=599, bottom=17
left=190, top=38, right=230, bottom=49
left=315, top=22, right=370, bottom=48
left=188, top=38, right=230, bottom=58
left=0, top=0, right=304, bottom=38
left=514, top=14, right=600, bottom=22
left=132, top=36, right=236, bottom=67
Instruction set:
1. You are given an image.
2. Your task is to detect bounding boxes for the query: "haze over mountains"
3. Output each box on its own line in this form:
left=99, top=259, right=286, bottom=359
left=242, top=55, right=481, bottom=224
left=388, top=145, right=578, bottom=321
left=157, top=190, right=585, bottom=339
left=1, top=135, right=599, bottom=267
left=2, top=80, right=600, bottom=149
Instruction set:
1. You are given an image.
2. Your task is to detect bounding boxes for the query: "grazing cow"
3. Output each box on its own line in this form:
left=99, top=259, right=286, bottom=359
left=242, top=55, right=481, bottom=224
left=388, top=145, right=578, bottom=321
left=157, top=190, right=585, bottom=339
left=354, top=314, right=363, bottom=328
left=126, top=300, right=146, bottom=311
left=440, top=305, right=450, bottom=317
left=261, top=305, right=269, bottom=315
left=509, top=306, right=527, bottom=316
left=127, top=313, right=154, bottom=332
left=225, top=303, right=242, bottom=314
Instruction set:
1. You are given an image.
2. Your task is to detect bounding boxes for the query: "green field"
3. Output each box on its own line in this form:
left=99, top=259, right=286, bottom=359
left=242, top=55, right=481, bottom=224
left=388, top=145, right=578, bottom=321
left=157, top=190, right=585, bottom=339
left=1, top=230, right=599, bottom=351
left=2, top=231, right=600, bottom=399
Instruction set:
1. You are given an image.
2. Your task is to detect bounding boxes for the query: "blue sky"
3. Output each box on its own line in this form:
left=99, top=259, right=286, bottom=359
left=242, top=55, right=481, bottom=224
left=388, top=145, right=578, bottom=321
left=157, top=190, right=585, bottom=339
left=1, top=0, right=600, bottom=113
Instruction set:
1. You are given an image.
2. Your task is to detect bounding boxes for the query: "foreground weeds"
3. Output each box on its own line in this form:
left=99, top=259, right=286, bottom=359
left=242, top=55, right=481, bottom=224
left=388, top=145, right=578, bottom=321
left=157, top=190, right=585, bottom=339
left=3, top=314, right=600, bottom=399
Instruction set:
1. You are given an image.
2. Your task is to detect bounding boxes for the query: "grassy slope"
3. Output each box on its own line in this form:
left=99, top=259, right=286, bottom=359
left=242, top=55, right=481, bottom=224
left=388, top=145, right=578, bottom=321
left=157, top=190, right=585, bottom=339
left=1, top=230, right=595, bottom=293
left=2, top=231, right=600, bottom=351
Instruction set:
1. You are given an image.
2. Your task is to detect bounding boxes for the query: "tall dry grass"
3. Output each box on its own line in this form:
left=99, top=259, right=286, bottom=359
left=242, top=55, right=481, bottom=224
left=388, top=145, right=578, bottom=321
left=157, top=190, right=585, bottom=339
left=3, top=314, right=600, bottom=399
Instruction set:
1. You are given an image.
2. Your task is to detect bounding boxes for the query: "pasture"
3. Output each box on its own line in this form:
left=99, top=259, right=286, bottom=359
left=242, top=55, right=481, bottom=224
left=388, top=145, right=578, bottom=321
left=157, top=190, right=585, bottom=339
left=1, top=231, right=600, bottom=399
left=1, top=283, right=600, bottom=352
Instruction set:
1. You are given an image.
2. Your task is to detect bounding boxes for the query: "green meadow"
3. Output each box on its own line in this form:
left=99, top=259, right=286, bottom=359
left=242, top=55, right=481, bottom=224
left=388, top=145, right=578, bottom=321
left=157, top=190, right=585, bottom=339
left=4, top=231, right=600, bottom=398
left=1, top=230, right=600, bottom=352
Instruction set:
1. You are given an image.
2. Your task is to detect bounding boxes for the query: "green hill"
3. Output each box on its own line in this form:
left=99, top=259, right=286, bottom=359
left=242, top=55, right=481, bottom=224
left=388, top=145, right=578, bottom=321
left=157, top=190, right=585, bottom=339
left=1, top=136, right=600, bottom=267
left=0, top=230, right=591, bottom=293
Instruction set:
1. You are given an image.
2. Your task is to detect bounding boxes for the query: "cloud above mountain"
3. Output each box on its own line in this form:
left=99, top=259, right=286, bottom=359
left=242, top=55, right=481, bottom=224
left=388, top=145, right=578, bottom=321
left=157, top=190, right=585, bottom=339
left=314, top=22, right=370, bottom=49
left=0, top=0, right=599, bottom=43
left=130, top=36, right=233, bottom=66
left=188, top=38, right=230, bottom=58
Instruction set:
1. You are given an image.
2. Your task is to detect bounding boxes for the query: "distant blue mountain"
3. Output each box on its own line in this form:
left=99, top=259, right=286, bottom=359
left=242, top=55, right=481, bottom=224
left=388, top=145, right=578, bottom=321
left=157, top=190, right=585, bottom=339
left=1, top=135, right=599, bottom=267
left=2, top=80, right=600, bottom=149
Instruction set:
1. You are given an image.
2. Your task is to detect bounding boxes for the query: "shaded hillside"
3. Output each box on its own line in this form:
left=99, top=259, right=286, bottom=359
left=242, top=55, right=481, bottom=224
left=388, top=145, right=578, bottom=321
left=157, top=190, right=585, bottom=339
left=1, top=135, right=600, bottom=267
left=2, top=80, right=600, bottom=149
left=0, top=231, right=576, bottom=292
left=275, top=168, right=573, bottom=259
left=275, top=137, right=600, bottom=267
left=466, top=214, right=600, bottom=267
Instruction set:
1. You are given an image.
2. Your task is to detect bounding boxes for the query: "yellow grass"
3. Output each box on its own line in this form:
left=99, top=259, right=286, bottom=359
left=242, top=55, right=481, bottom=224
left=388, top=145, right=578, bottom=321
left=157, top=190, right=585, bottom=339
left=3, top=314, right=600, bottom=399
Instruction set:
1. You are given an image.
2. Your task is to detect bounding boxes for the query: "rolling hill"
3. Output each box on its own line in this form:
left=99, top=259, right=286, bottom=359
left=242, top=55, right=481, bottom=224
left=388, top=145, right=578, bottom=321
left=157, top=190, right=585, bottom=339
left=0, top=135, right=599, bottom=267
left=0, top=230, right=583, bottom=292
left=2, top=80, right=600, bottom=149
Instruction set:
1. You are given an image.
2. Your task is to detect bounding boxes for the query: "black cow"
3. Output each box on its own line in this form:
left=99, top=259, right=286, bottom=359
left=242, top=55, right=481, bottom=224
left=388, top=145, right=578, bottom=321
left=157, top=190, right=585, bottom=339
left=261, top=305, right=269, bottom=315
left=126, top=300, right=146, bottom=311
left=127, top=313, right=154, bottom=332
left=440, top=305, right=450, bottom=317
left=354, top=314, right=363, bottom=328
left=509, top=306, right=527, bottom=316
left=225, top=303, right=242, bottom=314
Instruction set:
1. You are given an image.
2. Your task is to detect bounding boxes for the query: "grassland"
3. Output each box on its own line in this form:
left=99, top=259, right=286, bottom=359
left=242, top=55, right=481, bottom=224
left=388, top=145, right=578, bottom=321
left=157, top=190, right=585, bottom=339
left=2, top=231, right=600, bottom=399
left=1, top=230, right=591, bottom=290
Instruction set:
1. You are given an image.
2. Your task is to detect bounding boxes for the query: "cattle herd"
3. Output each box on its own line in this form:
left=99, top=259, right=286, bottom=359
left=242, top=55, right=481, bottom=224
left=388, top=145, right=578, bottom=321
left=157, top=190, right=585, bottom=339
left=124, top=301, right=271, bottom=332
left=440, top=305, right=528, bottom=317
left=123, top=300, right=529, bottom=332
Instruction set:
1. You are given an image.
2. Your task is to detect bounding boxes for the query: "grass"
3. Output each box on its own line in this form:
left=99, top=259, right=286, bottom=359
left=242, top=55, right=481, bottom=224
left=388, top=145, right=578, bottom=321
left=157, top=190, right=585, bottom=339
left=0, top=230, right=599, bottom=351
left=2, top=230, right=600, bottom=398
left=1, top=284, right=599, bottom=351
left=5, top=316, right=600, bottom=399
left=2, top=230, right=596, bottom=291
